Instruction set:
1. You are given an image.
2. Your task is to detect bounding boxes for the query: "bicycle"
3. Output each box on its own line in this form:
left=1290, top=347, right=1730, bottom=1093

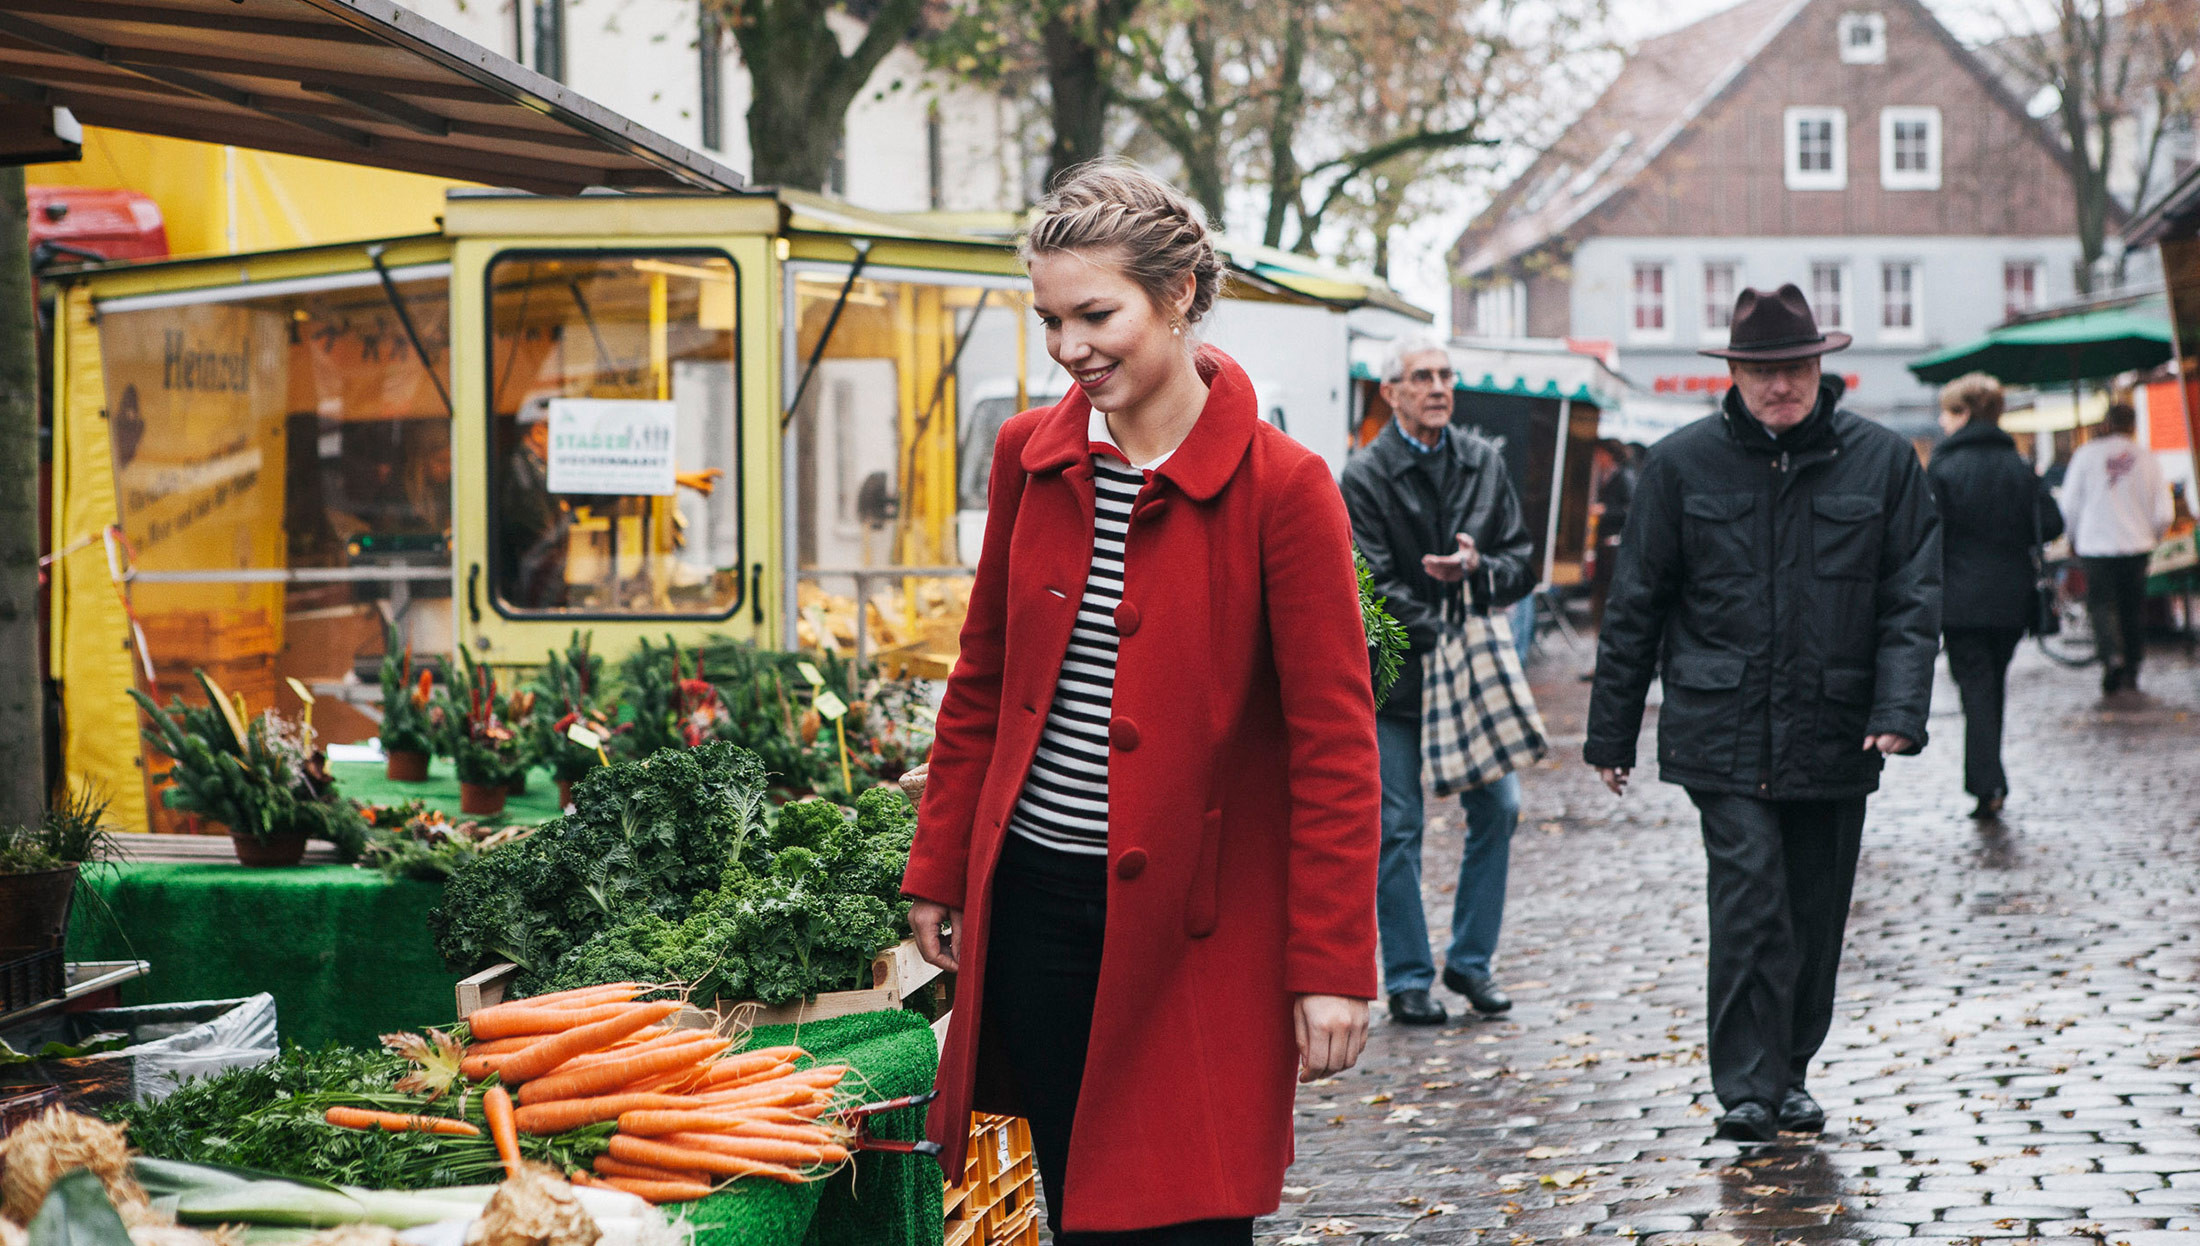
left=2035, top=556, right=2097, bottom=667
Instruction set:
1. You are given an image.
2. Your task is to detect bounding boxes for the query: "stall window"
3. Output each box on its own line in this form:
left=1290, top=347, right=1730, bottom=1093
left=788, top=267, right=1056, bottom=674
left=97, top=265, right=453, bottom=752
left=485, top=252, right=743, bottom=619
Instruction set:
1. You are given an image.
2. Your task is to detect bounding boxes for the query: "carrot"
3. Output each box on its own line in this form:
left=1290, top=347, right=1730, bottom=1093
left=616, top=1103, right=837, bottom=1137
left=599, top=1176, right=715, bottom=1204
left=616, top=1065, right=710, bottom=1097
left=695, top=1050, right=792, bottom=1086
left=467, top=1001, right=647, bottom=1042
left=460, top=1054, right=510, bottom=1082
left=463, top=1035, right=545, bottom=1057
left=513, top=983, right=647, bottom=1009
left=689, top=1084, right=827, bottom=1115
left=651, top=1133, right=848, bottom=1168
left=519, top=1035, right=730, bottom=1105
left=593, top=1155, right=710, bottom=1185
left=726, top=1044, right=808, bottom=1065
left=323, top=1106, right=480, bottom=1137
left=700, top=1061, right=796, bottom=1093
left=546, top=1030, right=718, bottom=1080
left=664, top=1124, right=838, bottom=1149
left=497, top=1002, right=684, bottom=1083
left=484, top=1086, right=522, bottom=1179
left=513, top=1093, right=715, bottom=1135
left=607, top=1134, right=808, bottom=1183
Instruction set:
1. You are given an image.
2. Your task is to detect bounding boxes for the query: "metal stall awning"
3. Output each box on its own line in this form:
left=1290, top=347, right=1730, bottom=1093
left=0, top=0, right=741, bottom=195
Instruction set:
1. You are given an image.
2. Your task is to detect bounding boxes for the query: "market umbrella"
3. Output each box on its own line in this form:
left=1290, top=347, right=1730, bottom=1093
left=1906, top=300, right=2173, bottom=386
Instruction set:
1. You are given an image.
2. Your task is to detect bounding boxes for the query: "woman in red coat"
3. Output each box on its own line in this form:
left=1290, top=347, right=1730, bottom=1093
left=902, top=160, right=1382, bottom=1242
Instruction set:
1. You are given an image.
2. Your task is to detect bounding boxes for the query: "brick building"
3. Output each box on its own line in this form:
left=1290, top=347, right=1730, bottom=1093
left=1451, top=0, right=2089, bottom=434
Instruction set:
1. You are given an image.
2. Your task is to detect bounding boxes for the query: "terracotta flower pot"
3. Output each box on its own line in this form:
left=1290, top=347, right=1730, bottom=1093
left=459, top=781, right=508, bottom=817
left=231, top=831, right=309, bottom=868
left=0, top=864, right=80, bottom=958
left=386, top=749, right=431, bottom=782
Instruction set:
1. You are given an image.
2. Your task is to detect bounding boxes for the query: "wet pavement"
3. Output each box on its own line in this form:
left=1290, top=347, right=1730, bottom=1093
left=1256, top=636, right=2200, bottom=1246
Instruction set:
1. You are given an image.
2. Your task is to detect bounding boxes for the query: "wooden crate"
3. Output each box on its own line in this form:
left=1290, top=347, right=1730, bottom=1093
left=453, top=937, right=941, bottom=1029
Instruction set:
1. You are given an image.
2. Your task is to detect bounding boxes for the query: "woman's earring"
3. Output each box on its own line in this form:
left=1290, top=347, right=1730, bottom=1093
left=1171, top=317, right=1184, bottom=336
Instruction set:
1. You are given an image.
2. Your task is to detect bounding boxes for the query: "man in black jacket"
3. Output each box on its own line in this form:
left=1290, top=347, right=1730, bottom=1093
left=1342, top=336, right=1537, bottom=1028
left=1585, top=286, right=1940, bottom=1142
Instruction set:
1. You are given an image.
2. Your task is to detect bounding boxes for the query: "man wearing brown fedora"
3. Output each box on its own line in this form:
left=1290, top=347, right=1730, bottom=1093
left=1584, top=283, right=1941, bottom=1142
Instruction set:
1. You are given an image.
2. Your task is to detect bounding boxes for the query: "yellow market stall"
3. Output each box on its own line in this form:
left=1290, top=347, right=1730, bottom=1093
left=48, top=187, right=1408, bottom=834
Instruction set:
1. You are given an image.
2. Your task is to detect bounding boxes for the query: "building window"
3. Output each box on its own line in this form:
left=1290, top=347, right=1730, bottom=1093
left=1880, top=261, right=1920, bottom=339
left=1810, top=262, right=1847, bottom=330
left=531, top=0, right=565, bottom=82
left=1784, top=107, right=1847, bottom=191
left=2004, top=260, right=2041, bottom=318
left=1838, top=12, right=1886, bottom=63
left=1879, top=107, right=1941, bottom=190
left=1631, top=263, right=1670, bottom=340
left=698, top=8, right=724, bottom=151
left=1471, top=279, right=1526, bottom=338
left=1704, top=262, right=1738, bottom=332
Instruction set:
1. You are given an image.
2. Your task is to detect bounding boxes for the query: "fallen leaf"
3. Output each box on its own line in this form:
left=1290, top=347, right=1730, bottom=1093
left=1558, top=1191, right=1598, bottom=1205
left=1501, top=1202, right=1523, bottom=1215
left=1800, top=1203, right=1844, bottom=1215
left=1687, top=1102, right=1712, bottom=1116
left=1282, top=1186, right=1312, bottom=1197
left=1397, top=1196, right=1424, bottom=1208
left=1426, top=1204, right=1458, bottom=1217
left=1423, top=1080, right=1458, bottom=1090
left=1511, top=981, right=1549, bottom=990
left=1526, top=1145, right=1576, bottom=1159
left=1309, top=1220, right=1358, bottom=1236
left=1361, top=1093, right=1393, bottom=1105
left=1542, top=1170, right=1585, bottom=1188
left=1745, top=1185, right=1784, bottom=1197
left=1562, top=1033, right=1594, bottom=1047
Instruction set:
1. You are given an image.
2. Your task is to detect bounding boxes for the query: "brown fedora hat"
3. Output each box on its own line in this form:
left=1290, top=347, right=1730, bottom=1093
left=1699, top=283, right=1852, bottom=361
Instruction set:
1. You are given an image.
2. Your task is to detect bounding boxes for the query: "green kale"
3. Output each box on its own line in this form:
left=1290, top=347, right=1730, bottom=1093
left=427, top=741, right=771, bottom=974
left=769, top=798, right=852, bottom=860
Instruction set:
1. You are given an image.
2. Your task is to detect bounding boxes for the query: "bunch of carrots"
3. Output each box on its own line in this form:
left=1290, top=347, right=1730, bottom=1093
left=324, top=982, right=857, bottom=1204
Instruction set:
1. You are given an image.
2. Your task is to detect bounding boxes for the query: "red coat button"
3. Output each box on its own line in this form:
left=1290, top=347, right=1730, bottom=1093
left=1114, top=602, right=1141, bottom=636
left=1116, top=848, right=1147, bottom=879
left=1110, top=718, right=1140, bottom=750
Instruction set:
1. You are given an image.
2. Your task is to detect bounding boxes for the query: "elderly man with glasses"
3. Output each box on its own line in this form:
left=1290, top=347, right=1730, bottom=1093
left=1341, top=335, right=1537, bottom=1027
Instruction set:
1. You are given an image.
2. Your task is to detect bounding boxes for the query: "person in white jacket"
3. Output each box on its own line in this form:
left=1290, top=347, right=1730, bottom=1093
left=2059, top=402, right=2173, bottom=694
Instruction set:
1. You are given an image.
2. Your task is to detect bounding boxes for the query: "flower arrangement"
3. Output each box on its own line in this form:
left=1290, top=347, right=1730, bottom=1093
left=523, top=631, right=627, bottom=786
left=444, top=650, right=531, bottom=793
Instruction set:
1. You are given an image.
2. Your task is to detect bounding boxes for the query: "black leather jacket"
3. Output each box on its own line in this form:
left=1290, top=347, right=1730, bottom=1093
left=1340, top=423, right=1536, bottom=720
left=1585, top=379, right=1942, bottom=799
left=1927, top=421, right=2063, bottom=632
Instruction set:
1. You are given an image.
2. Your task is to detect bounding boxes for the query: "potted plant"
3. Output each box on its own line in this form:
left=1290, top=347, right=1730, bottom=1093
left=447, top=650, right=527, bottom=817
left=376, top=623, right=442, bottom=782
left=0, top=787, right=124, bottom=966
left=525, top=631, right=627, bottom=810
left=131, top=672, right=369, bottom=867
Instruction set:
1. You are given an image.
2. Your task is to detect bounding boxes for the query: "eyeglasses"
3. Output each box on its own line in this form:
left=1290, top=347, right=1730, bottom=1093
left=1398, top=367, right=1456, bottom=387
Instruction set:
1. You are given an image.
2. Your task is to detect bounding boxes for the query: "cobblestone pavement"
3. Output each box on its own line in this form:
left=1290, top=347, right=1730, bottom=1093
left=1256, top=638, right=2200, bottom=1246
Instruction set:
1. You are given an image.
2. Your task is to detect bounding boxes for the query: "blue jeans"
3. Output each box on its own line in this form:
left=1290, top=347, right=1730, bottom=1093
left=1510, top=594, right=1537, bottom=665
left=1375, top=714, right=1520, bottom=995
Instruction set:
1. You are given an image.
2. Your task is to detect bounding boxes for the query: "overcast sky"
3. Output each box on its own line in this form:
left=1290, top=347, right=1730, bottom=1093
left=1383, top=0, right=2020, bottom=332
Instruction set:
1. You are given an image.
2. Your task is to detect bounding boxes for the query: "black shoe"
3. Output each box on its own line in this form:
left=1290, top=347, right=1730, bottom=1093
left=1442, top=968, right=1513, bottom=1014
left=1714, top=1100, right=1778, bottom=1142
left=2102, top=665, right=2124, bottom=695
left=1778, top=1087, right=1825, bottom=1133
left=1969, top=792, right=2005, bottom=819
left=1387, top=988, right=1448, bottom=1026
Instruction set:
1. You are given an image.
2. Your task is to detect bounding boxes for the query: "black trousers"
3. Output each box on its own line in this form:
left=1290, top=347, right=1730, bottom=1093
left=987, top=833, right=1255, bottom=1246
left=2083, top=553, right=2152, bottom=674
left=1687, top=791, right=1867, bottom=1110
left=1943, top=627, right=2023, bottom=798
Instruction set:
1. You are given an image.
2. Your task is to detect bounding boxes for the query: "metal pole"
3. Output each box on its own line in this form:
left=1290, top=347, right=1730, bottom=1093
left=1542, top=398, right=1571, bottom=588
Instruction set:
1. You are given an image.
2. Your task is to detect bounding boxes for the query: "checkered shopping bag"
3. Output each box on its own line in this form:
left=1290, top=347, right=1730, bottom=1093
left=1423, top=611, right=1549, bottom=796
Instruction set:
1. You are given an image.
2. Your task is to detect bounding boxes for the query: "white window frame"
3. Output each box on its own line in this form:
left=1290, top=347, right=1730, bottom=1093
left=1630, top=261, right=1672, bottom=343
left=1703, top=261, right=1740, bottom=336
left=1879, top=260, right=1922, bottom=343
left=1784, top=107, right=1847, bottom=191
left=1879, top=106, right=1942, bottom=191
left=2003, top=259, right=2043, bottom=318
left=1838, top=12, right=1887, bottom=64
left=1810, top=261, right=1849, bottom=332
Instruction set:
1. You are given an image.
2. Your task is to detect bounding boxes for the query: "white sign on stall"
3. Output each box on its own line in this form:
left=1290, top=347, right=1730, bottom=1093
left=546, top=398, right=677, bottom=495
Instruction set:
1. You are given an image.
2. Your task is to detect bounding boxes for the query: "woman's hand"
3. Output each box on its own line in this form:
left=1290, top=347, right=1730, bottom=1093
left=1294, top=994, right=1368, bottom=1083
left=910, top=901, right=962, bottom=974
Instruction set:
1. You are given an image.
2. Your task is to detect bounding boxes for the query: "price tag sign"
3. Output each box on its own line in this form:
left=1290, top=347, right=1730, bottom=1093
left=284, top=677, right=315, bottom=704
left=566, top=722, right=604, bottom=749
left=915, top=704, right=939, bottom=724
left=795, top=660, right=826, bottom=688
left=813, top=690, right=849, bottom=721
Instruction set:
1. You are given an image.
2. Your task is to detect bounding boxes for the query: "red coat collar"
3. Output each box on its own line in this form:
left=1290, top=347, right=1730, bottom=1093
left=1019, top=346, right=1257, bottom=502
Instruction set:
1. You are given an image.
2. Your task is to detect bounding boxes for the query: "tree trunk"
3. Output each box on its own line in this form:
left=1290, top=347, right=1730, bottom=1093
left=1042, top=8, right=1110, bottom=191
left=727, top=0, right=924, bottom=191
left=0, top=169, right=46, bottom=830
left=1260, top=3, right=1309, bottom=248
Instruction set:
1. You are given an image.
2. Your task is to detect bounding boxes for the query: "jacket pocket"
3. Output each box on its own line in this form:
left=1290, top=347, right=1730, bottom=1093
left=1812, top=494, right=1882, bottom=580
left=1657, top=652, right=1748, bottom=776
left=1185, top=807, right=1222, bottom=938
left=1816, top=665, right=1877, bottom=769
left=1681, top=493, right=1757, bottom=579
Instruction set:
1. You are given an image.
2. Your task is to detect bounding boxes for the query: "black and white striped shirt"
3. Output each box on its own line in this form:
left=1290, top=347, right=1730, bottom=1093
left=1006, top=414, right=1170, bottom=856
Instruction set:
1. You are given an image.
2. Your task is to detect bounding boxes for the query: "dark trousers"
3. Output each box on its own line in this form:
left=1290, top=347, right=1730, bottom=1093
left=1943, top=627, right=2023, bottom=798
left=1688, top=791, right=1867, bottom=1110
left=987, top=833, right=1255, bottom=1246
left=2083, top=553, right=2152, bottom=675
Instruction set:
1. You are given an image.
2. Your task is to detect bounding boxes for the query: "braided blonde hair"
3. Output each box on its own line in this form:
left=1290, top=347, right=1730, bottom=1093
left=1021, top=159, right=1226, bottom=326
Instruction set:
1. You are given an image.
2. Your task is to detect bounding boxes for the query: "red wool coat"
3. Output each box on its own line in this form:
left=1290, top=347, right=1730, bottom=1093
left=901, top=348, right=1381, bottom=1231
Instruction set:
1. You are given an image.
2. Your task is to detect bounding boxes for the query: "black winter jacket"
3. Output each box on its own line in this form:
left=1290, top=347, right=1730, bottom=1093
left=1341, top=423, right=1536, bottom=720
left=1585, top=379, right=1942, bottom=799
left=1926, top=421, right=2063, bottom=632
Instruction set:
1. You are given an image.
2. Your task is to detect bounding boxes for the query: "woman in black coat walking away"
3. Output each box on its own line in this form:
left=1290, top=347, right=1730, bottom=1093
left=1928, top=373, right=2063, bottom=818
